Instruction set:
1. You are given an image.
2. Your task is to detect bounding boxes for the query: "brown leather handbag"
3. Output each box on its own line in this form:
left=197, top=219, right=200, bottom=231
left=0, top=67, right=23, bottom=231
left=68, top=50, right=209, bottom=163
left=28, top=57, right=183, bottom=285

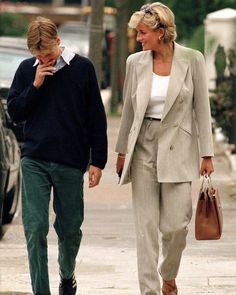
left=195, top=176, right=223, bottom=240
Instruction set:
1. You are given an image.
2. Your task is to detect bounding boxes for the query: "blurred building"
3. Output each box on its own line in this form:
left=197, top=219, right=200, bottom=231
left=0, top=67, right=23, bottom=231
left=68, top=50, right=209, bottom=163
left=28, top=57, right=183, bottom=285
left=205, top=8, right=236, bottom=89
left=0, top=1, right=116, bottom=28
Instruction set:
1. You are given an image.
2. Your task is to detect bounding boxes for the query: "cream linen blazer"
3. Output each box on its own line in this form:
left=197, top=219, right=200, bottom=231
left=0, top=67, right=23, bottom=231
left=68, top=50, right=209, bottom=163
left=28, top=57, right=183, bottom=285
left=115, top=42, right=214, bottom=184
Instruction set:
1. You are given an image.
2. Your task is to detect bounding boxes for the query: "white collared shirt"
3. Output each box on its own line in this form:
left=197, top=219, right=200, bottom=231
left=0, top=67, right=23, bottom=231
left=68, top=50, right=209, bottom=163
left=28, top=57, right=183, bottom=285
left=33, top=46, right=75, bottom=72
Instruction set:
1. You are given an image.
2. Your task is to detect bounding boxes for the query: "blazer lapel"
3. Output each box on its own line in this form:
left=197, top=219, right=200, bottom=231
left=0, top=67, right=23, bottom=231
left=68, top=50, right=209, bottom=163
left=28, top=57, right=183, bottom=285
left=136, top=51, right=153, bottom=120
left=134, top=44, right=189, bottom=122
left=161, top=43, right=189, bottom=121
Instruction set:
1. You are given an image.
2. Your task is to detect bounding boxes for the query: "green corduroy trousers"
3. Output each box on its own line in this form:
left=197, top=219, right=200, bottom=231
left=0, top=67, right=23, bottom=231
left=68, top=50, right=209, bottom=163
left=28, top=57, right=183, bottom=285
left=21, top=156, right=84, bottom=295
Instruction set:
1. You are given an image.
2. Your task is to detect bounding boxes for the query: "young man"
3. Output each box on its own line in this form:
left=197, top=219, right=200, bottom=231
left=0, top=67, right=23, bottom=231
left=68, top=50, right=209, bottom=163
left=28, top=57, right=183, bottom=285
left=7, top=17, right=107, bottom=295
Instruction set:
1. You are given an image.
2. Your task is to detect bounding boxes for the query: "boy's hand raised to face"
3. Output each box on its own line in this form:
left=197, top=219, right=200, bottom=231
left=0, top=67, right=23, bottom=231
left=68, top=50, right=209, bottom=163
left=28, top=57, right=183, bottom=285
left=33, top=61, right=56, bottom=89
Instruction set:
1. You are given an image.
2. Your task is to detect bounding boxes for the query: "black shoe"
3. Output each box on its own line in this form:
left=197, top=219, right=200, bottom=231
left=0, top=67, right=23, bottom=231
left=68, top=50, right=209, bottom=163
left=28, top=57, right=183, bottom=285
left=59, top=273, right=77, bottom=295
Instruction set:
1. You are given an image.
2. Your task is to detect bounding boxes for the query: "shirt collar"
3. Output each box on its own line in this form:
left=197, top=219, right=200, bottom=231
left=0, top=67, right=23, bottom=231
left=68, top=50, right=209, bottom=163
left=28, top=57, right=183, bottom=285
left=33, top=46, right=75, bottom=67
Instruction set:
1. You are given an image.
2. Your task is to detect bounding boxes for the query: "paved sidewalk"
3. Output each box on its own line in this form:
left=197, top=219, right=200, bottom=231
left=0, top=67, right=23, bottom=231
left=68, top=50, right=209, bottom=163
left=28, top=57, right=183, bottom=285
left=1, top=117, right=236, bottom=295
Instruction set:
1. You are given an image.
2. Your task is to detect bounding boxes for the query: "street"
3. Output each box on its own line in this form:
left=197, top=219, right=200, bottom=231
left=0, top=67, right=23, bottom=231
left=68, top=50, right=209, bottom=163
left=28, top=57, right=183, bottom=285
left=0, top=116, right=236, bottom=295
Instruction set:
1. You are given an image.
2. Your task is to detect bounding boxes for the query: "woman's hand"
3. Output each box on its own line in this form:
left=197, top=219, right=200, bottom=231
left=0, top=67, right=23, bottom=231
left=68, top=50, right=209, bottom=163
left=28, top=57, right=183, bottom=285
left=116, top=153, right=126, bottom=178
left=200, top=157, right=214, bottom=176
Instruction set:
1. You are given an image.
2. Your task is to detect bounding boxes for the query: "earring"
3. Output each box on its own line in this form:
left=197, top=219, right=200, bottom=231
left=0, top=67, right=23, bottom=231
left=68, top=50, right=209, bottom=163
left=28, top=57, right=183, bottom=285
left=159, top=36, right=162, bottom=41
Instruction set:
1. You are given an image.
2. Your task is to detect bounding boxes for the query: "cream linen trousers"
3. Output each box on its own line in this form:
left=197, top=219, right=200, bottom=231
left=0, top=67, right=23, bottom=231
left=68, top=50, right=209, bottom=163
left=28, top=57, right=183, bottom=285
left=130, top=118, right=193, bottom=295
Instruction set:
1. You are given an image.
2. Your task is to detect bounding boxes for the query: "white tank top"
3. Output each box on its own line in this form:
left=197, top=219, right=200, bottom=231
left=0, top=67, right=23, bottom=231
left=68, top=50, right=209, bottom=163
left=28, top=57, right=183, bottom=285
left=145, top=72, right=170, bottom=119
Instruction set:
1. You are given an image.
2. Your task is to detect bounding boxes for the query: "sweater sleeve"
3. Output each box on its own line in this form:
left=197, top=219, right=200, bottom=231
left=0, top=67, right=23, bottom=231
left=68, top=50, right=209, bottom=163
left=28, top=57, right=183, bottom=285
left=87, top=61, right=108, bottom=170
left=7, top=61, right=41, bottom=123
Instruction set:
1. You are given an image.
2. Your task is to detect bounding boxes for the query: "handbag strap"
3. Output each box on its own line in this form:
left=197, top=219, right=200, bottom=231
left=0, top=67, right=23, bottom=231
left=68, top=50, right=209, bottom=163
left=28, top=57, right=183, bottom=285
left=200, top=175, right=213, bottom=192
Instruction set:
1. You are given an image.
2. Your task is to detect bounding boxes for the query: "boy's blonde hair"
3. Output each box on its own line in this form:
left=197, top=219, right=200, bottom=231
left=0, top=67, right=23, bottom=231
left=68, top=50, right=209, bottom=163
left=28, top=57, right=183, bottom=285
left=27, top=16, right=58, bottom=54
left=128, top=2, right=177, bottom=43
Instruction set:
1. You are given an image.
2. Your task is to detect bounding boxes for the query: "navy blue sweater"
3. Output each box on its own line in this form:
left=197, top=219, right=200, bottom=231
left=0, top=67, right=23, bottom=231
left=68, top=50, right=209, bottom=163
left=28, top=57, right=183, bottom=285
left=7, top=54, right=107, bottom=172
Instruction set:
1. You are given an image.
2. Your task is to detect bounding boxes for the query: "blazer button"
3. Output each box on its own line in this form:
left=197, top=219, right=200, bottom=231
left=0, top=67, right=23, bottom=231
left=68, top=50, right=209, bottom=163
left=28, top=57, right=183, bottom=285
left=174, top=123, right=178, bottom=127
left=170, top=145, right=174, bottom=150
left=179, top=99, right=184, bottom=104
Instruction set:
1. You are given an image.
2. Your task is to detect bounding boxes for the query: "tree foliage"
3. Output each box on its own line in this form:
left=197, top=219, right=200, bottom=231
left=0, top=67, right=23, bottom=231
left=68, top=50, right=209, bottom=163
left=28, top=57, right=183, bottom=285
left=211, top=79, right=234, bottom=140
left=156, top=0, right=236, bottom=42
left=210, top=45, right=236, bottom=144
left=0, top=13, right=28, bottom=36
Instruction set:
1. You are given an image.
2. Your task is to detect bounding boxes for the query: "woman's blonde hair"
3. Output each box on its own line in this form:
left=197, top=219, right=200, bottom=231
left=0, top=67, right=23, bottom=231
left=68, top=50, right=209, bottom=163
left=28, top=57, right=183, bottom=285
left=27, top=16, right=58, bottom=54
left=128, top=2, right=177, bottom=43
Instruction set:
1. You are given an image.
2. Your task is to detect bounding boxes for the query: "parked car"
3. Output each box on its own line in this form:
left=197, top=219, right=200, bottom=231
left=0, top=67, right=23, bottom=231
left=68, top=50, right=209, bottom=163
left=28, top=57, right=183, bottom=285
left=58, top=21, right=110, bottom=88
left=0, top=37, right=31, bottom=145
left=0, top=98, right=21, bottom=239
left=0, top=37, right=27, bottom=239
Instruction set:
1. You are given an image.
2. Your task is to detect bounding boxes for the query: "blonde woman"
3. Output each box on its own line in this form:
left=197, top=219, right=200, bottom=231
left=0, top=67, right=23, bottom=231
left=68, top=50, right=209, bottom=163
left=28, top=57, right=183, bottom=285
left=116, top=3, right=214, bottom=295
